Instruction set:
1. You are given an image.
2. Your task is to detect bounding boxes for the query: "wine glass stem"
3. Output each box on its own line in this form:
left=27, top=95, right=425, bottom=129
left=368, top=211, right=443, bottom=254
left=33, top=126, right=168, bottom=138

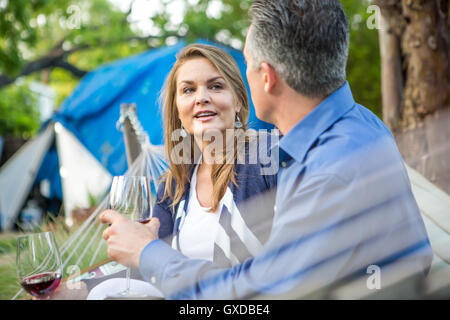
left=125, top=267, right=131, bottom=293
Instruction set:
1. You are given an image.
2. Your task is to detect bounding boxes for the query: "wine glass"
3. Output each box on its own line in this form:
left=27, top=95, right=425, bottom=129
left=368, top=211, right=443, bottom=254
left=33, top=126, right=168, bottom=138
left=107, top=175, right=152, bottom=298
left=16, top=231, right=63, bottom=299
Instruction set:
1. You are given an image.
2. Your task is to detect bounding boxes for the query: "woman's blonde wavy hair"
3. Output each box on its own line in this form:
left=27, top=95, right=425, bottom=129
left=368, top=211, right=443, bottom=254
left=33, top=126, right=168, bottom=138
left=160, top=43, right=250, bottom=212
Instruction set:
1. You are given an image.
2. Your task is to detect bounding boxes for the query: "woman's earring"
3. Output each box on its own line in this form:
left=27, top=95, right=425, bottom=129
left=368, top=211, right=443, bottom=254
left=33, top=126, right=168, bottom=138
left=235, top=114, right=243, bottom=129
left=180, top=124, right=187, bottom=137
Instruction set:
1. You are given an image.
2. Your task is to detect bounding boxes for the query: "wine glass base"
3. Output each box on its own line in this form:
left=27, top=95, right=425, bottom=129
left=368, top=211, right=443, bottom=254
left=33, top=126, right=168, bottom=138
left=105, top=290, right=151, bottom=300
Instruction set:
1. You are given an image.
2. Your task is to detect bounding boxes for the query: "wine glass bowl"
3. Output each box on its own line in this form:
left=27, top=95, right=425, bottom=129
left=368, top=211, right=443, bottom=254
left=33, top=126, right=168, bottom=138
left=16, top=231, right=63, bottom=299
left=107, top=175, right=152, bottom=298
left=109, top=176, right=152, bottom=223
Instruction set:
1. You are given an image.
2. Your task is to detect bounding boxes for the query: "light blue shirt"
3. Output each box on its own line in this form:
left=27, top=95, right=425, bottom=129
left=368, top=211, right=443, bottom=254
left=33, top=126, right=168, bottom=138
left=139, top=82, right=433, bottom=299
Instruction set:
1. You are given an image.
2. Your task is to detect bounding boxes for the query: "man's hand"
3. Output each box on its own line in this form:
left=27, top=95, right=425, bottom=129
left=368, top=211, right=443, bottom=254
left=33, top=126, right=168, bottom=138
left=100, top=210, right=160, bottom=269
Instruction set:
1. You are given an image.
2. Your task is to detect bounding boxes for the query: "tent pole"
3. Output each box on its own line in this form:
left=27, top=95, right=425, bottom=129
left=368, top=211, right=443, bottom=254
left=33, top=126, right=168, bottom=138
left=120, top=103, right=142, bottom=166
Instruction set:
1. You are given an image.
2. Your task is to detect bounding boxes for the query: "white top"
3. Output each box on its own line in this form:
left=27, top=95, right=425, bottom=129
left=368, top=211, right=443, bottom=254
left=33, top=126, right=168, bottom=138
left=178, top=164, right=222, bottom=261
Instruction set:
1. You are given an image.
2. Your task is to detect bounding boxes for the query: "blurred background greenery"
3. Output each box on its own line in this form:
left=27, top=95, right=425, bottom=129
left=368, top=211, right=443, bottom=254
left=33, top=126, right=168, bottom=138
left=0, top=0, right=381, bottom=141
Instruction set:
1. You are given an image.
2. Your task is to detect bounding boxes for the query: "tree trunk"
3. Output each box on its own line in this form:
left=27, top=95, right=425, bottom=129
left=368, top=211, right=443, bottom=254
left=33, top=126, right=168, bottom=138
left=376, top=0, right=450, bottom=194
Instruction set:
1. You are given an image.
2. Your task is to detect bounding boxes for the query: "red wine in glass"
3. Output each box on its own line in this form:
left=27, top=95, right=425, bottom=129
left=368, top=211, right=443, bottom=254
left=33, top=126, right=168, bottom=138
left=20, top=272, right=62, bottom=297
left=16, top=231, right=63, bottom=299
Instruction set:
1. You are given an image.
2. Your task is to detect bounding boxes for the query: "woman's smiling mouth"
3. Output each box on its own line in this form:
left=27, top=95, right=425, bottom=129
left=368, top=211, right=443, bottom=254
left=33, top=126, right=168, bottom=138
left=194, top=111, right=217, bottom=121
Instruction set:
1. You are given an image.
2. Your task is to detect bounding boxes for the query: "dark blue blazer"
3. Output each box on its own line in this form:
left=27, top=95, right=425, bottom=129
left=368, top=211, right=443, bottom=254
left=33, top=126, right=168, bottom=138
left=153, top=135, right=278, bottom=244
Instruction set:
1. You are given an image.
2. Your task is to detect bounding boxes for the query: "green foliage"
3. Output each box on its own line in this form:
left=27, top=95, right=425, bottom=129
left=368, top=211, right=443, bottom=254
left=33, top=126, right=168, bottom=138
left=182, top=0, right=251, bottom=47
left=0, top=0, right=79, bottom=76
left=0, top=0, right=51, bottom=75
left=48, top=68, right=79, bottom=107
left=87, top=191, right=104, bottom=207
left=153, top=0, right=381, bottom=116
left=0, top=81, right=40, bottom=138
left=343, top=0, right=382, bottom=117
left=0, top=262, right=19, bottom=299
left=0, top=233, right=21, bottom=299
left=0, top=0, right=145, bottom=138
left=0, top=236, right=17, bottom=255
left=68, top=42, right=148, bottom=73
left=0, top=0, right=136, bottom=76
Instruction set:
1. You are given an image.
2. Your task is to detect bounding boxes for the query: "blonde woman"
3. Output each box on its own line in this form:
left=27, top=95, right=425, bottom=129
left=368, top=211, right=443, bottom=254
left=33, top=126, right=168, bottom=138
left=154, top=43, right=277, bottom=267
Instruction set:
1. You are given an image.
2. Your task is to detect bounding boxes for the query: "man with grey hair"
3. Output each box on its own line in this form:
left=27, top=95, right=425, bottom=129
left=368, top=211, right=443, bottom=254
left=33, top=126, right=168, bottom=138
left=101, top=0, right=433, bottom=299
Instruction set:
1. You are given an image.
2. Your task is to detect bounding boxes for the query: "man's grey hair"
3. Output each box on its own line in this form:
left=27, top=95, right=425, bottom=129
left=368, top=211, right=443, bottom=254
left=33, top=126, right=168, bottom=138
left=247, top=0, right=349, bottom=98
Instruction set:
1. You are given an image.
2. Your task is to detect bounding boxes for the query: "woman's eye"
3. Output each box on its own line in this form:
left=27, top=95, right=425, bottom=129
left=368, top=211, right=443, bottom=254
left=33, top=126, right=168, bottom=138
left=210, top=83, right=223, bottom=90
left=183, top=87, right=194, bottom=94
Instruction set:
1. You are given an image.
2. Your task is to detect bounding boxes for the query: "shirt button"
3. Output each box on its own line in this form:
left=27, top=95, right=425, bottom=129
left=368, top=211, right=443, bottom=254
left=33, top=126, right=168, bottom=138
left=151, top=276, right=156, bottom=284
left=274, top=205, right=277, bottom=211
left=281, top=161, right=287, bottom=168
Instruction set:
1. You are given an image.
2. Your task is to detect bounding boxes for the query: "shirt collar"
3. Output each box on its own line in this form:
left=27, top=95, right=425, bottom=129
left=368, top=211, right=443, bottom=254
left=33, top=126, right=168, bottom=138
left=278, top=81, right=355, bottom=164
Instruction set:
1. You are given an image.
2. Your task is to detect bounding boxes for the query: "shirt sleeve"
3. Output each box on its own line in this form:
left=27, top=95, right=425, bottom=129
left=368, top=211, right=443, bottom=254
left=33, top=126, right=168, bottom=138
left=139, top=174, right=358, bottom=299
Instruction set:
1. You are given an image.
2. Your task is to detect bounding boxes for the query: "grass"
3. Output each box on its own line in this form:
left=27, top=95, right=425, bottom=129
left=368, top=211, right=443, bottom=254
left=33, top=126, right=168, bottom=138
left=0, top=214, right=109, bottom=300
left=0, top=250, right=19, bottom=300
left=0, top=236, right=18, bottom=255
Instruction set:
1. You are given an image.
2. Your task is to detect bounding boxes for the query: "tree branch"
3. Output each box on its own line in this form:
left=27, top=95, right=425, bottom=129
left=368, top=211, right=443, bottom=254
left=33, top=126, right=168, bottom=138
left=53, top=60, right=88, bottom=78
left=0, top=55, right=67, bottom=88
left=0, top=33, right=177, bottom=89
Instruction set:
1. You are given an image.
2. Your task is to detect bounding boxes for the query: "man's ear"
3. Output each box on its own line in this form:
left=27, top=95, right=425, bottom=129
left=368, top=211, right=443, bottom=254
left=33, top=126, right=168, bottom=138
left=260, top=62, right=278, bottom=94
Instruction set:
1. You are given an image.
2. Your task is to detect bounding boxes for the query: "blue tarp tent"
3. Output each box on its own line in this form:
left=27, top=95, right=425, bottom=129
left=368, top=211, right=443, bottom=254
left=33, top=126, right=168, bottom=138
left=35, top=40, right=273, bottom=201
